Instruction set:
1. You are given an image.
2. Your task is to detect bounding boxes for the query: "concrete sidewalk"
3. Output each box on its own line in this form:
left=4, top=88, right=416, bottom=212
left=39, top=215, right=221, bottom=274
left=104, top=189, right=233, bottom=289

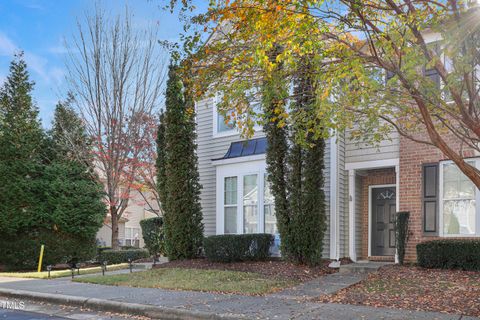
left=0, top=274, right=476, bottom=320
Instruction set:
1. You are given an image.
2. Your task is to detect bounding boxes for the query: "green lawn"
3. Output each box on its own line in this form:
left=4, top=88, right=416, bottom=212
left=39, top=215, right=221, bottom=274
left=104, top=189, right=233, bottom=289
left=74, top=267, right=295, bottom=295
left=0, top=263, right=129, bottom=279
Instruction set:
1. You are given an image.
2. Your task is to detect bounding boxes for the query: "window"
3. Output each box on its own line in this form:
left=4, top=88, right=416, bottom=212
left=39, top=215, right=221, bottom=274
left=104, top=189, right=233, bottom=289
left=243, top=174, right=258, bottom=233
left=440, top=161, right=478, bottom=236
left=423, top=42, right=442, bottom=89
left=264, top=174, right=278, bottom=234
left=214, top=92, right=262, bottom=135
left=219, top=165, right=278, bottom=235
left=385, top=70, right=395, bottom=84
left=125, top=227, right=140, bottom=247
left=217, top=110, right=236, bottom=133
left=224, top=177, right=238, bottom=234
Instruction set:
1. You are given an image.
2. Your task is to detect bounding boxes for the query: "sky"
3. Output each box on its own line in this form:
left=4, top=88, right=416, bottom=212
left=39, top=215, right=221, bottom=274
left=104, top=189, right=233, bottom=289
left=0, top=0, right=206, bottom=128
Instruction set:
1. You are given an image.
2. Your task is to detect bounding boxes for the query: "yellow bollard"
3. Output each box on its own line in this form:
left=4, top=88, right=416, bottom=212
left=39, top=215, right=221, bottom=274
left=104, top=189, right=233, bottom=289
left=37, top=245, right=45, bottom=272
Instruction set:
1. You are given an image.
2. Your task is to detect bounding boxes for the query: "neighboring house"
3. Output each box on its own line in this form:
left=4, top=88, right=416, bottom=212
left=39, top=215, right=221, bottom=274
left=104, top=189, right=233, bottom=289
left=96, top=189, right=159, bottom=248
left=196, top=35, right=479, bottom=263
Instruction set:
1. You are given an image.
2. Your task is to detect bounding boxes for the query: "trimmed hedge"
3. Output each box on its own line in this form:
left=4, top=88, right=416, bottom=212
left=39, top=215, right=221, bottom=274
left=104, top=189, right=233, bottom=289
left=140, top=217, right=164, bottom=258
left=0, top=229, right=97, bottom=271
left=98, top=249, right=150, bottom=264
left=204, top=234, right=274, bottom=263
left=417, top=239, right=480, bottom=270
left=395, top=211, right=410, bottom=265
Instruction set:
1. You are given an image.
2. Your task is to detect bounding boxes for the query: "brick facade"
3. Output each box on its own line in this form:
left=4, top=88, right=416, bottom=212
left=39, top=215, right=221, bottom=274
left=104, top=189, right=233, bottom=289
left=398, top=134, right=478, bottom=262
left=359, top=168, right=396, bottom=260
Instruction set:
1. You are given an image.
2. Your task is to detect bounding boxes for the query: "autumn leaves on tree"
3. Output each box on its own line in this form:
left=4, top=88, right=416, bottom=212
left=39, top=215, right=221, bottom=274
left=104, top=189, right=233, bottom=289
left=172, top=0, right=480, bottom=189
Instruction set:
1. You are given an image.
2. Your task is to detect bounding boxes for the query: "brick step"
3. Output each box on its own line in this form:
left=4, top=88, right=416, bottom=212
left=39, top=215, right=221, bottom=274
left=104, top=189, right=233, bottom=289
left=368, top=255, right=395, bottom=262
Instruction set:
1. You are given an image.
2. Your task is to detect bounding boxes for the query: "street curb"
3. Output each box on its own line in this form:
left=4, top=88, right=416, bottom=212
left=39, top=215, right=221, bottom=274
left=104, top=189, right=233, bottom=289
left=0, top=288, right=243, bottom=320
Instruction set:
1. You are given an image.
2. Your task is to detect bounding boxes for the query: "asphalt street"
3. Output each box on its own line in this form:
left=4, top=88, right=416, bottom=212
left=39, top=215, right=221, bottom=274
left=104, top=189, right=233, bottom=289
left=0, top=309, right=67, bottom=319
left=0, top=299, right=145, bottom=320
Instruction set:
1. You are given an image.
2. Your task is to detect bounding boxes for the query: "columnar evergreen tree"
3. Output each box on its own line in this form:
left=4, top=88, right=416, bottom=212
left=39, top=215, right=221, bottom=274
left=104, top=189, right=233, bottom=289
left=287, top=61, right=326, bottom=265
left=262, top=55, right=327, bottom=266
left=262, top=65, right=292, bottom=261
left=161, top=64, right=203, bottom=260
left=156, top=111, right=167, bottom=215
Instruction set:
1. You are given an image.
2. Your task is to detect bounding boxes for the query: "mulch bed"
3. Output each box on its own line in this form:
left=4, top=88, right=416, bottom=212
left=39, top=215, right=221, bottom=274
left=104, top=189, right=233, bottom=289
left=154, top=258, right=339, bottom=282
left=319, top=265, right=480, bottom=317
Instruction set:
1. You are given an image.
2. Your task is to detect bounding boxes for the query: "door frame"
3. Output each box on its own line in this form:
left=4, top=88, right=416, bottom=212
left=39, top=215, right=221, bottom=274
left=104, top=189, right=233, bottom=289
left=368, top=184, right=396, bottom=257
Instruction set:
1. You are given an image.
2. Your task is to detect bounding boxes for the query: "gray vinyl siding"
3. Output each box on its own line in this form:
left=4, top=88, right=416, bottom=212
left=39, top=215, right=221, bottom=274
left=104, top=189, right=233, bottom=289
left=345, top=129, right=400, bottom=163
left=196, top=97, right=332, bottom=258
left=196, top=97, right=264, bottom=236
left=337, top=134, right=348, bottom=258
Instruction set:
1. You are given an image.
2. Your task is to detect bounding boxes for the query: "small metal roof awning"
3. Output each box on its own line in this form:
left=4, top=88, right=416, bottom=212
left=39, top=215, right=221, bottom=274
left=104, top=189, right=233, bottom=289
left=213, top=137, right=267, bottom=161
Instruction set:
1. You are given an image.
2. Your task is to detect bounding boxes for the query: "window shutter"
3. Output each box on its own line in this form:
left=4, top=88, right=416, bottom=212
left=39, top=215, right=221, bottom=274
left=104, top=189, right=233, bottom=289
left=425, top=68, right=440, bottom=89
left=422, top=163, right=439, bottom=235
left=424, top=42, right=441, bottom=89
left=385, top=70, right=395, bottom=84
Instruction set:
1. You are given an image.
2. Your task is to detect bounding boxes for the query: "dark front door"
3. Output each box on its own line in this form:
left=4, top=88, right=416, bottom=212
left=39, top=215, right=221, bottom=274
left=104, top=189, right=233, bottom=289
left=371, top=187, right=396, bottom=256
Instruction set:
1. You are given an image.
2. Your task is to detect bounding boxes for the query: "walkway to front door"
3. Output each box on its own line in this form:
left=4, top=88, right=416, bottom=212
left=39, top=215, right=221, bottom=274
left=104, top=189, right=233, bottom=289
left=371, top=186, right=396, bottom=256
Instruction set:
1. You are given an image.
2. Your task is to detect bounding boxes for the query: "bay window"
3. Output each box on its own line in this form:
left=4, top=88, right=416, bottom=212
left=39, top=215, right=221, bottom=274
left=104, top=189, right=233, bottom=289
left=224, top=176, right=237, bottom=234
left=218, top=161, right=278, bottom=235
left=440, top=160, right=479, bottom=236
left=264, top=174, right=278, bottom=234
left=243, top=174, right=258, bottom=233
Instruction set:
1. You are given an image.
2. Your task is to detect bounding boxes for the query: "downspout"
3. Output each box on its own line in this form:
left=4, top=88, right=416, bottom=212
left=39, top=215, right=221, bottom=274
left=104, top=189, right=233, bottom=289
left=329, top=132, right=340, bottom=261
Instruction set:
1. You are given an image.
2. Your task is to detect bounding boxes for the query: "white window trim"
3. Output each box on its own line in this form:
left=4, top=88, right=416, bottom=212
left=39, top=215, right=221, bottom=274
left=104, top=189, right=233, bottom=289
left=438, top=159, right=480, bottom=237
left=212, top=94, right=263, bottom=138
left=223, top=176, right=238, bottom=234
left=125, top=227, right=140, bottom=247
left=216, top=159, right=269, bottom=235
left=212, top=154, right=266, bottom=166
left=213, top=106, right=238, bottom=138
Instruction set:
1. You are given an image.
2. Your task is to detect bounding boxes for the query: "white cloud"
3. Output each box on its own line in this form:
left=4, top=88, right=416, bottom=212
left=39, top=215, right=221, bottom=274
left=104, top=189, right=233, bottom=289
left=19, top=0, right=46, bottom=12
left=0, top=32, right=64, bottom=86
left=48, top=45, right=69, bottom=55
left=48, top=36, right=69, bottom=55
left=0, top=33, right=17, bottom=56
left=49, top=67, right=65, bottom=85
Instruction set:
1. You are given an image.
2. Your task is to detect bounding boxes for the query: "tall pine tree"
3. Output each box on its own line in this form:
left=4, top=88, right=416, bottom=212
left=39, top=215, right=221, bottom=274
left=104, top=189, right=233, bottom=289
left=0, top=52, right=45, bottom=236
left=48, top=94, right=92, bottom=164
left=46, top=98, right=106, bottom=243
left=0, top=54, right=105, bottom=270
left=160, top=64, right=203, bottom=260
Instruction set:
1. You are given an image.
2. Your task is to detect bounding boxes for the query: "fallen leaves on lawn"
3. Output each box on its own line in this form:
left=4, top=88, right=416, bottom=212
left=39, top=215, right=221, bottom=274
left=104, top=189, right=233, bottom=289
left=319, top=265, right=480, bottom=317
left=155, top=258, right=337, bottom=282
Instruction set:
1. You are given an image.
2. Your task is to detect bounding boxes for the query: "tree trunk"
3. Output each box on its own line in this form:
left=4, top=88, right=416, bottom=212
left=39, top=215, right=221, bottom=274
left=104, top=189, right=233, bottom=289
left=110, top=206, right=119, bottom=250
